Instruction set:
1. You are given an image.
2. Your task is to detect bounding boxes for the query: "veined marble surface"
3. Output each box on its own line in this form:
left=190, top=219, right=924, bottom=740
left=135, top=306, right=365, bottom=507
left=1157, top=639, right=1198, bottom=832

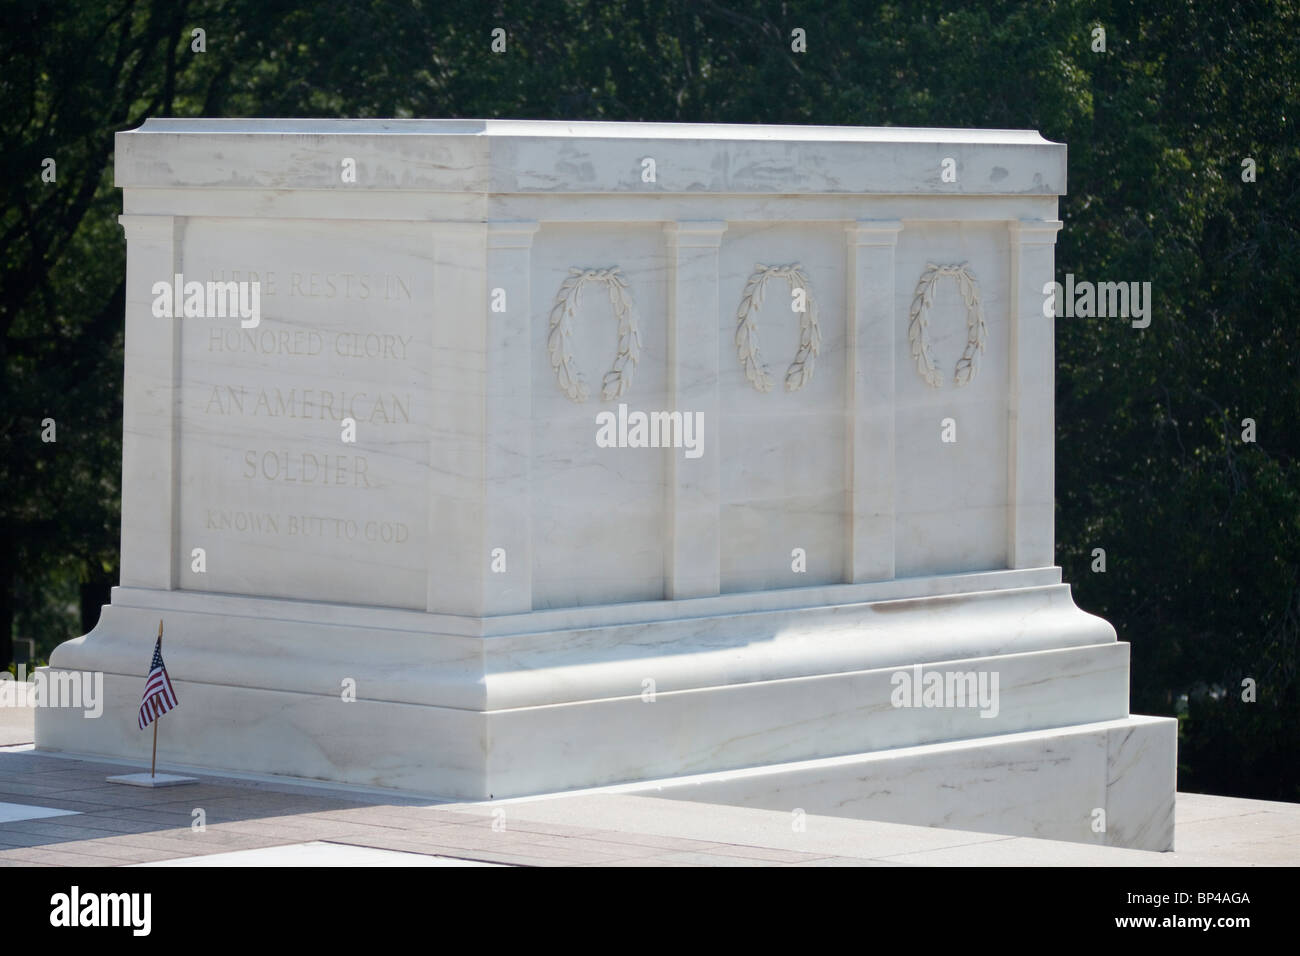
left=635, top=716, right=1177, bottom=851
left=106, top=119, right=1067, bottom=613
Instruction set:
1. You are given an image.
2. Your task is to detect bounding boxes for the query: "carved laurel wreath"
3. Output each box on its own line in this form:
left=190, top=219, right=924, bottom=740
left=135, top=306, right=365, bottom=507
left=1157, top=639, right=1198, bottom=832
left=733, top=263, right=822, bottom=393
left=547, top=267, right=642, bottom=402
left=907, top=262, right=986, bottom=388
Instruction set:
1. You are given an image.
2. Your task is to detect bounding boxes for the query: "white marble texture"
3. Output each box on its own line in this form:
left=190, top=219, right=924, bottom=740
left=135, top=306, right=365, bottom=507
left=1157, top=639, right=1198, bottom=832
left=38, top=120, right=1176, bottom=848
left=1105, top=714, right=1177, bottom=850
left=38, top=639, right=1130, bottom=800
left=718, top=222, right=848, bottom=591
left=635, top=716, right=1177, bottom=851
left=109, top=120, right=1069, bottom=612
left=46, top=576, right=1112, bottom=710
left=39, top=671, right=488, bottom=795
left=39, top=573, right=1133, bottom=801
left=115, top=120, right=1068, bottom=195
left=528, top=223, right=670, bottom=608
left=481, top=642, right=1133, bottom=795
left=845, top=220, right=903, bottom=584
left=665, top=221, right=726, bottom=600
left=177, top=218, right=434, bottom=609
left=893, top=222, right=1011, bottom=576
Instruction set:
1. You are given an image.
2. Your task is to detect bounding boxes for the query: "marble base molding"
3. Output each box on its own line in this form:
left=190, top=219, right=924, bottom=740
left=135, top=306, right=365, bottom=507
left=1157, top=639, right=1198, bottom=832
left=40, top=569, right=1176, bottom=848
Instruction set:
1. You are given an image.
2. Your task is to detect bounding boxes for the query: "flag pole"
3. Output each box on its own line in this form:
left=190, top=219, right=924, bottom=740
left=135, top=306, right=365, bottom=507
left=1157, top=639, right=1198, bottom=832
left=151, top=619, right=162, bottom=778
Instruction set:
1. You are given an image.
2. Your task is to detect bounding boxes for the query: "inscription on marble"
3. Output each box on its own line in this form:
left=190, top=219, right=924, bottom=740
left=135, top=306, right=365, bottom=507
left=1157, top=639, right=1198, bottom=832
left=176, top=220, right=432, bottom=609
left=208, top=269, right=413, bottom=301
left=202, top=386, right=411, bottom=424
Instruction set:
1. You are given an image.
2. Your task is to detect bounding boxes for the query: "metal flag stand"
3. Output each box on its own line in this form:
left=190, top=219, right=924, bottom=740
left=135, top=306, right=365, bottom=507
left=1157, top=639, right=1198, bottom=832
left=106, top=617, right=199, bottom=788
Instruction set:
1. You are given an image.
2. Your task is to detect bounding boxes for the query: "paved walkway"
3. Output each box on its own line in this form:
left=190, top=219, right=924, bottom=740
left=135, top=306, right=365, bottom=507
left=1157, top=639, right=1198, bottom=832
left=0, top=703, right=1295, bottom=866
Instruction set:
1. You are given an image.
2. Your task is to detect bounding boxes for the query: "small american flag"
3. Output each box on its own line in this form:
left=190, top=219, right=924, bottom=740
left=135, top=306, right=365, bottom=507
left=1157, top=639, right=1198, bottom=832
left=138, top=635, right=179, bottom=730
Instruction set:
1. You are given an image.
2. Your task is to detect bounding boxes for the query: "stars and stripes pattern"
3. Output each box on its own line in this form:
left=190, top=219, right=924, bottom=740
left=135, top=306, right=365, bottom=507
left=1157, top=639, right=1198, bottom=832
left=138, top=636, right=179, bottom=730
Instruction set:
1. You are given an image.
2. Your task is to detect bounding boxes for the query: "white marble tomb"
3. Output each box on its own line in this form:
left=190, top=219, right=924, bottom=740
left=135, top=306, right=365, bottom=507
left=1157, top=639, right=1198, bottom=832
left=36, top=119, right=1176, bottom=850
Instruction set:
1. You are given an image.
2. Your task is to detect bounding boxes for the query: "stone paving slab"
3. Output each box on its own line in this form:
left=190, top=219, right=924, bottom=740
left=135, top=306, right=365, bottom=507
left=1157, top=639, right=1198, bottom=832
left=135, top=842, right=504, bottom=867
left=0, top=743, right=1293, bottom=866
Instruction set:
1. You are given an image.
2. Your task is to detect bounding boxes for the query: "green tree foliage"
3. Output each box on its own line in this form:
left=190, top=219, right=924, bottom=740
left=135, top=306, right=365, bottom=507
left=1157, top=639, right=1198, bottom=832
left=2, top=0, right=1296, bottom=798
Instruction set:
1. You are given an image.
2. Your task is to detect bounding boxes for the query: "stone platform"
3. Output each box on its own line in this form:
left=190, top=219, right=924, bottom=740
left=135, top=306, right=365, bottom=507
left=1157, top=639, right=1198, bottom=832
left=0, top=743, right=1291, bottom=866
left=37, top=569, right=1174, bottom=848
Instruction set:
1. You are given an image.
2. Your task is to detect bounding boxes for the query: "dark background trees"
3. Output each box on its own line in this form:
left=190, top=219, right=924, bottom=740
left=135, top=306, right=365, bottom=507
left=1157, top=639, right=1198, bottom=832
left=3, top=0, right=1296, bottom=800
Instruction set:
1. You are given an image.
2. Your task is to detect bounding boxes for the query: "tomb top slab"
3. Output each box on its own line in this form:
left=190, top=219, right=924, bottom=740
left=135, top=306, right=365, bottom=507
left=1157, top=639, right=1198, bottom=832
left=115, top=118, right=1066, bottom=196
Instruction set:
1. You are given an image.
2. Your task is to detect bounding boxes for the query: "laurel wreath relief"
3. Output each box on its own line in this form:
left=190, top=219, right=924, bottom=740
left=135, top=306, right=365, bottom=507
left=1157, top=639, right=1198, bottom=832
left=547, top=267, right=642, bottom=402
left=733, top=263, right=822, bottom=393
left=546, top=260, right=975, bottom=399
left=907, top=262, right=986, bottom=388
